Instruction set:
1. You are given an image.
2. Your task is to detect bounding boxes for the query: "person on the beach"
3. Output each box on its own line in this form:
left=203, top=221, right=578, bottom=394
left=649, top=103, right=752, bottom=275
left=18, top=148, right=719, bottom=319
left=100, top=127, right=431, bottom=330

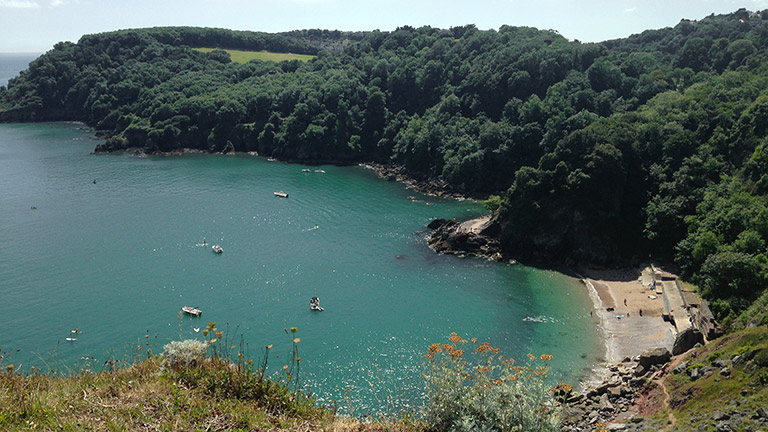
left=624, top=298, right=627, bottom=306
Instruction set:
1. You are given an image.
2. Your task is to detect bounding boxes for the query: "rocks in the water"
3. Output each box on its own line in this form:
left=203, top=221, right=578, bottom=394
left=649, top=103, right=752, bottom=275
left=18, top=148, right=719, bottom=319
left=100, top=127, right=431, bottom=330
left=673, top=327, right=705, bottom=355
left=426, top=217, right=502, bottom=259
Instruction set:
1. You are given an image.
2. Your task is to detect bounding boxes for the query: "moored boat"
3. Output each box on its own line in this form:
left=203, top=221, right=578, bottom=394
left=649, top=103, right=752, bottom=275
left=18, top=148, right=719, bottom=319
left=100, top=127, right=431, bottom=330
left=274, top=191, right=289, bottom=198
left=182, top=306, right=202, bottom=317
left=212, top=245, right=223, bottom=253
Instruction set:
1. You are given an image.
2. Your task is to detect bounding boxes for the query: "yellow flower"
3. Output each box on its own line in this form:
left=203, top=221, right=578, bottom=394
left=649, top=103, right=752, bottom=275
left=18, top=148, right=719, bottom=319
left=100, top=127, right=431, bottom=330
left=266, top=344, right=273, bottom=349
left=293, top=338, right=301, bottom=343
left=290, top=327, right=298, bottom=333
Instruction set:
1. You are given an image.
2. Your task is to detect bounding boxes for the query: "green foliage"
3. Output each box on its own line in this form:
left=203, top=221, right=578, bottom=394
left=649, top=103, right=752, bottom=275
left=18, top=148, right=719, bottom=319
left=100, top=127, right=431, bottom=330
left=3, top=11, right=768, bottom=318
left=162, top=339, right=207, bottom=369
left=483, top=195, right=502, bottom=212
left=421, top=333, right=560, bottom=432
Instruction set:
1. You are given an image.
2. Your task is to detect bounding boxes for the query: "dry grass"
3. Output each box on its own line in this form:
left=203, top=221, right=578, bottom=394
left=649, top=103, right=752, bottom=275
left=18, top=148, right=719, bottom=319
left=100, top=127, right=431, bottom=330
left=0, top=357, right=425, bottom=431
left=193, top=48, right=315, bottom=63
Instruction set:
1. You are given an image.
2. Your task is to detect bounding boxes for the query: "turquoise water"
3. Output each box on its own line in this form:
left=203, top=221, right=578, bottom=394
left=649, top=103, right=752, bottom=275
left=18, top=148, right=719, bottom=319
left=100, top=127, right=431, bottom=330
left=0, top=122, right=603, bottom=414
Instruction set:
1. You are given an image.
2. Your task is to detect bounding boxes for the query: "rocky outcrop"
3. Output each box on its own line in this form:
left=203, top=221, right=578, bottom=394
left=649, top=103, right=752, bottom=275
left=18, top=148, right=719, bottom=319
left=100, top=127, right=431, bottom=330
left=673, top=327, right=705, bottom=355
left=426, top=217, right=503, bottom=260
left=637, top=348, right=672, bottom=370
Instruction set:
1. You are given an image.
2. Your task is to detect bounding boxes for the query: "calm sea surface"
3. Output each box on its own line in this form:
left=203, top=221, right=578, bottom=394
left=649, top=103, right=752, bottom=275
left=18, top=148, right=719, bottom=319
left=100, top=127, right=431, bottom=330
left=0, top=56, right=603, bottom=415
left=0, top=53, right=40, bottom=87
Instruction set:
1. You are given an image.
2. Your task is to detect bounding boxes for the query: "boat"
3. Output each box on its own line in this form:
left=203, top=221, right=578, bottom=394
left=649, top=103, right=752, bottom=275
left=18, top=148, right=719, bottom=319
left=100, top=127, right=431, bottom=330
left=65, top=337, right=77, bottom=341
left=274, top=191, right=289, bottom=198
left=310, top=296, right=324, bottom=311
left=302, top=169, right=311, bottom=172
left=182, top=306, right=202, bottom=317
left=212, top=245, right=223, bottom=253
left=314, top=169, right=326, bottom=173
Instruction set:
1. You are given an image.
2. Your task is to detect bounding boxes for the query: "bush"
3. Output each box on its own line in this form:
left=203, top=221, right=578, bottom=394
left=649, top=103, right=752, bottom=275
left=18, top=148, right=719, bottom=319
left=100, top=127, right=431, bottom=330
left=421, top=333, right=561, bottom=432
left=162, top=339, right=207, bottom=369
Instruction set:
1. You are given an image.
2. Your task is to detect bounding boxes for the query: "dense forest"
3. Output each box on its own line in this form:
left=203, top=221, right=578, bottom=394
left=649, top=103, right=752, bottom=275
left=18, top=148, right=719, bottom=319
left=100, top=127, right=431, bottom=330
left=2, top=11, right=768, bottom=322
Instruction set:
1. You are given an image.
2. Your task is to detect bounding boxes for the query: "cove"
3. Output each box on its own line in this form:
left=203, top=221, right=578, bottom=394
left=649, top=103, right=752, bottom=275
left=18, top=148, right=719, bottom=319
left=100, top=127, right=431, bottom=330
left=0, top=122, right=603, bottom=414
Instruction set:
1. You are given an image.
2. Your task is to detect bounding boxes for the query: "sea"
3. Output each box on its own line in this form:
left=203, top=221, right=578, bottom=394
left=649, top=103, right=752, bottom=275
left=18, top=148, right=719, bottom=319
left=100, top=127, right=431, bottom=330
left=0, top=52, right=39, bottom=87
left=0, top=54, right=603, bottom=415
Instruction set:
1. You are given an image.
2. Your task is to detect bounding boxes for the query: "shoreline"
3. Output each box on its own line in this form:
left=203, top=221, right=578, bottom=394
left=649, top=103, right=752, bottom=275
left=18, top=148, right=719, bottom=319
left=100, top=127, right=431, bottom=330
left=92, top=141, right=667, bottom=394
left=577, top=267, right=677, bottom=389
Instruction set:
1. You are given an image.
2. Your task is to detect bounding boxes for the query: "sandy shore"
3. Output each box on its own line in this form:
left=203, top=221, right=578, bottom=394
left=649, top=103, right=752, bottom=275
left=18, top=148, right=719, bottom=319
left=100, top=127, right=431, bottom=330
left=579, top=267, right=677, bottom=383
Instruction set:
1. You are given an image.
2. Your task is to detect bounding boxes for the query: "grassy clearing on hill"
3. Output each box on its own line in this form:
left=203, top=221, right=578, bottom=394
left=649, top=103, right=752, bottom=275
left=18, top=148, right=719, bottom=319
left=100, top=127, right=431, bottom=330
left=194, top=48, right=315, bottom=63
left=661, top=326, right=768, bottom=431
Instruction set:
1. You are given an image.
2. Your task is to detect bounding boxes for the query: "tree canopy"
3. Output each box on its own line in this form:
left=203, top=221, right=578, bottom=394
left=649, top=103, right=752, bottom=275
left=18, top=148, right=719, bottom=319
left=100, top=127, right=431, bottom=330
left=3, top=11, right=768, bottom=320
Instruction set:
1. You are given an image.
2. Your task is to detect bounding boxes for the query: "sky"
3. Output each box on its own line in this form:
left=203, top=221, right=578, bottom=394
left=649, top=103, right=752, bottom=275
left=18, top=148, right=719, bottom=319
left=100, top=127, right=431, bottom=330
left=1, top=0, right=767, bottom=52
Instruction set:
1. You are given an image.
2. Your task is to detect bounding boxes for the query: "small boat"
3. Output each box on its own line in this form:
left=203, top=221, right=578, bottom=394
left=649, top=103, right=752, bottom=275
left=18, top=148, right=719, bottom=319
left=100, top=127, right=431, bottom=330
left=267, top=157, right=277, bottom=162
left=212, top=245, right=223, bottom=253
left=314, top=169, right=326, bottom=173
left=274, top=191, right=289, bottom=198
left=182, top=306, right=202, bottom=317
left=310, top=296, right=324, bottom=311
left=302, top=169, right=311, bottom=172
left=65, top=337, right=77, bottom=341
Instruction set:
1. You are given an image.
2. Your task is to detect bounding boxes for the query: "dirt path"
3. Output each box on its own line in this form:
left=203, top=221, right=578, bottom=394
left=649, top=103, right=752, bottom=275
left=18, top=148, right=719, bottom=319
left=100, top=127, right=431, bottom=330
left=647, top=356, right=686, bottom=431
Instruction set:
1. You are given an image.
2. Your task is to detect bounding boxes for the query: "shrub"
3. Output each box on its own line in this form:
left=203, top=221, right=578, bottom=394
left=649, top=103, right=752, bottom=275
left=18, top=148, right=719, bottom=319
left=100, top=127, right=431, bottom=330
left=421, top=333, right=561, bottom=432
left=162, top=339, right=207, bottom=369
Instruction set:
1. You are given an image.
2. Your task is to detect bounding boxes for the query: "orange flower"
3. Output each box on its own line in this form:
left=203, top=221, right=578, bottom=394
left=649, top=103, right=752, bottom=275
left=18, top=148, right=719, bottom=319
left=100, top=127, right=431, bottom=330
left=471, top=337, right=478, bottom=344
left=540, top=354, right=553, bottom=361
left=527, top=353, right=536, bottom=361
left=449, top=334, right=462, bottom=344
left=450, top=349, right=465, bottom=358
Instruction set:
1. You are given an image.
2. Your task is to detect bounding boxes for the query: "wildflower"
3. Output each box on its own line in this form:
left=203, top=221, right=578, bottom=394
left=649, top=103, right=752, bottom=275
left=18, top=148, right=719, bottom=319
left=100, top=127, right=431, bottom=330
left=230, top=345, right=236, bottom=350
left=471, top=337, right=478, bottom=343
left=266, top=344, right=273, bottom=349
left=293, top=338, right=301, bottom=343
left=450, top=349, right=464, bottom=358
left=540, top=354, right=553, bottom=361
left=449, top=334, right=462, bottom=344
left=215, top=331, right=223, bottom=339
left=290, top=327, right=298, bottom=333
left=527, top=353, right=536, bottom=361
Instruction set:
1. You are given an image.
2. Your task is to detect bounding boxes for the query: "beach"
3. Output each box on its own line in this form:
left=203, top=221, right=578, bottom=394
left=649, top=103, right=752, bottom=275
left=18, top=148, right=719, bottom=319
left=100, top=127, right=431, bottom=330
left=580, top=267, right=677, bottom=379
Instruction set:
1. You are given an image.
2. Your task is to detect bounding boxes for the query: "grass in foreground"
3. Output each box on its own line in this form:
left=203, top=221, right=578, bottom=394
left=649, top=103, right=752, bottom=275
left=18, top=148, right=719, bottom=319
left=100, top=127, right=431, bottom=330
left=0, top=329, right=562, bottom=431
left=194, top=47, right=315, bottom=63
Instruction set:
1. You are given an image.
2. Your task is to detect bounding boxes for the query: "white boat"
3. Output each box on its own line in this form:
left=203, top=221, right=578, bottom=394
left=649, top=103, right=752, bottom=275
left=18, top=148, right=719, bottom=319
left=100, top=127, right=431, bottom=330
left=310, top=296, right=324, bottom=311
left=182, top=306, right=202, bottom=317
left=274, top=191, right=289, bottom=198
left=212, top=245, right=223, bottom=253
left=314, top=169, right=326, bottom=173
left=302, top=169, right=311, bottom=172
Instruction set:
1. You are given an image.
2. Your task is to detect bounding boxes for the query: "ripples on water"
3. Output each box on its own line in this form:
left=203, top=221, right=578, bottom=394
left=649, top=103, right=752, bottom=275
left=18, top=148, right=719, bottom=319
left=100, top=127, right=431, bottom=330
left=0, top=122, right=603, bottom=415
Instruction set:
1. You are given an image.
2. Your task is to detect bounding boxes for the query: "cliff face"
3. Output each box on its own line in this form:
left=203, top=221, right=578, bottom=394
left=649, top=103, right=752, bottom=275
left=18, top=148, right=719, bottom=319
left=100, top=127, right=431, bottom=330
left=427, top=216, right=503, bottom=260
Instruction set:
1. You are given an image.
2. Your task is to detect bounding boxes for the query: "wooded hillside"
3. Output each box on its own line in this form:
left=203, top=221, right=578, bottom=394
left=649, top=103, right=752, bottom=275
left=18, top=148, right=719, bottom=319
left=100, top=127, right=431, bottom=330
left=2, top=11, right=768, bottom=321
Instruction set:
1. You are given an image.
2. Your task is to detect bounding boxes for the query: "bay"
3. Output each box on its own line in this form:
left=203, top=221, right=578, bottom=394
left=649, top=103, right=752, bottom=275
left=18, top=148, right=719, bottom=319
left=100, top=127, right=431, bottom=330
left=0, top=122, right=604, bottom=414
